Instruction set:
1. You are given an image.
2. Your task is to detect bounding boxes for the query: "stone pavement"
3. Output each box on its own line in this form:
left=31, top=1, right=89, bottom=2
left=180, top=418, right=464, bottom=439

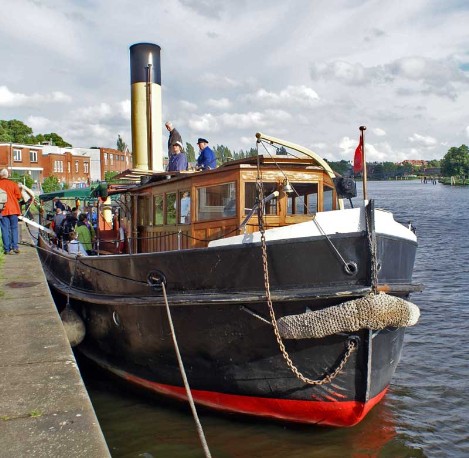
left=0, top=234, right=110, bottom=457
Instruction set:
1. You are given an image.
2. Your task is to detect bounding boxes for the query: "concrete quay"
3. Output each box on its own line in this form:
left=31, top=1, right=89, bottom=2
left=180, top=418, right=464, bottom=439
left=0, top=238, right=110, bottom=457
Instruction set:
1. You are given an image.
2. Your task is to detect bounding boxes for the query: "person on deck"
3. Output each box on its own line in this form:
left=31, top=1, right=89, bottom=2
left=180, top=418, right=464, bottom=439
left=0, top=168, right=22, bottom=255
left=167, top=141, right=188, bottom=171
left=67, top=231, right=88, bottom=256
left=53, top=208, right=66, bottom=235
left=75, top=213, right=96, bottom=255
left=195, top=138, right=216, bottom=170
left=53, top=197, right=66, bottom=211
left=165, top=121, right=183, bottom=156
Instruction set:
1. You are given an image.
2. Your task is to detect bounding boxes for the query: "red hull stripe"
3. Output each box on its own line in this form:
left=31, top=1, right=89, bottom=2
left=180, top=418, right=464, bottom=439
left=101, top=362, right=387, bottom=427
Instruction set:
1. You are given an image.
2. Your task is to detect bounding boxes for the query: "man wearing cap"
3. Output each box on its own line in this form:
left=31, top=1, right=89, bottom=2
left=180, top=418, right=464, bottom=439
left=167, top=141, right=188, bottom=171
left=165, top=121, right=183, bottom=156
left=196, top=138, right=217, bottom=170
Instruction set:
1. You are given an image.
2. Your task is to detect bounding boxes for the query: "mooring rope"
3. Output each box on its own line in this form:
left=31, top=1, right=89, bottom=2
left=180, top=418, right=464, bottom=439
left=161, top=283, right=211, bottom=458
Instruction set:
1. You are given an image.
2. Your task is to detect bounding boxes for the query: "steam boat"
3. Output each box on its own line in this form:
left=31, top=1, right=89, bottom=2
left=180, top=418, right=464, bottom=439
left=34, top=43, right=420, bottom=427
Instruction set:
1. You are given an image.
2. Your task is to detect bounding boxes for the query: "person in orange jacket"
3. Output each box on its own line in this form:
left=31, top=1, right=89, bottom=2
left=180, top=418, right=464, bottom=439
left=0, top=168, right=22, bottom=254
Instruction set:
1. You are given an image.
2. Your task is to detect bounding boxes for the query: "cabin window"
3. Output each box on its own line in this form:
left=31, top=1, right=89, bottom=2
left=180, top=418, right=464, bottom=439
left=137, top=195, right=151, bottom=226
left=244, top=182, right=278, bottom=215
left=166, top=193, right=177, bottom=225
left=179, top=190, right=191, bottom=224
left=153, top=195, right=163, bottom=225
left=323, top=185, right=334, bottom=211
left=197, top=182, right=236, bottom=221
left=287, top=183, right=318, bottom=215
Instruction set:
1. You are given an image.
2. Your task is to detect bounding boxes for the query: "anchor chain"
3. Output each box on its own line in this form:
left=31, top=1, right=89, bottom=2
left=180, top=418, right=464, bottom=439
left=257, top=192, right=357, bottom=385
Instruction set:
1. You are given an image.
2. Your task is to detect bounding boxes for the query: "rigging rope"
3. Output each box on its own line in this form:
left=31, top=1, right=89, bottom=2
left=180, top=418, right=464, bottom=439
left=161, top=283, right=212, bottom=458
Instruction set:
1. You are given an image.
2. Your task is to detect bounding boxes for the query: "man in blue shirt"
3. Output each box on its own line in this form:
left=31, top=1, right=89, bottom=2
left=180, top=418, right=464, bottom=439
left=168, top=141, right=188, bottom=171
left=196, top=138, right=217, bottom=170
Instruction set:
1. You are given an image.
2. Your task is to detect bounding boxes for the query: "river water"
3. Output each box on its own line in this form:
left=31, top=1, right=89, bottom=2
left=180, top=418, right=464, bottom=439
left=79, top=180, right=469, bottom=457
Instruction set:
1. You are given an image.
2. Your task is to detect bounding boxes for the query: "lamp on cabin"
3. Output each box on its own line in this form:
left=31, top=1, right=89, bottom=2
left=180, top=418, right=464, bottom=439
left=283, top=179, right=293, bottom=194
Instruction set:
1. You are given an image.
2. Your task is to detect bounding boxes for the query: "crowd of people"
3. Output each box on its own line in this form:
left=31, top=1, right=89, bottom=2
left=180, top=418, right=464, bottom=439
left=165, top=121, right=217, bottom=172
left=51, top=200, right=96, bottom=256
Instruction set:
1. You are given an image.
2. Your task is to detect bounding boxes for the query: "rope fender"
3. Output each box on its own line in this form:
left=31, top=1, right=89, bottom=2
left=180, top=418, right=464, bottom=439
left=277, top=293, right=420, bottom=340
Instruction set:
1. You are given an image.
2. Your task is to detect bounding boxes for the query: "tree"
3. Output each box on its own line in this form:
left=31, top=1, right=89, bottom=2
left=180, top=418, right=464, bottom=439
left=185, top=142, right=196, bottom=163
left=214, top=144, right=233, bottom=165
left=440, top=145, right=469, bottom=177
left=326, top=160, right=351, bottom=176
left=36, top=133, right=72, bottom=147
left=42, top=175, right=62, bottom=193
left=0, top=119, right=35, bottom=144
left=117, top=134, right=128, bottom=152
left=0, top=119, right=72, bottom=146
left=105, top=171, right=119, bottom=182
left=10, top=171, right=34, bottom=189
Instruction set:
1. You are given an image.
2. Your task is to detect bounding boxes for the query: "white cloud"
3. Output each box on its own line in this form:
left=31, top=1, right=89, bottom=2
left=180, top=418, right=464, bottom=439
left=0, top=86, right=72, bottom=107
left=408, top=133, right=438, bottom=148
left=26, top=116, right=51, bottom=132
left=73, top=103, right=112, bottom=121
left=465, top=126, right=469, bottom=137
left=199, top=73, right=242, bottom=89
left=188, top=113, right=220, bottom=132
left=179, top=100, right=198, bottom=112
left=206, top=98, right=232, bottom=109
left=311, top=61, right=369, bottom=85
left=119, top=100, right=131, bottom=120
left=373, top=128, right=386, bottom=137
left=247, top=85, right=319, bottom=108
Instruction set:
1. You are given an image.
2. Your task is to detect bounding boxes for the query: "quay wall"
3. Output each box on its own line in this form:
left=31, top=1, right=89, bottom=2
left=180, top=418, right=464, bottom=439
left=0, top=232, right=110, bottom=457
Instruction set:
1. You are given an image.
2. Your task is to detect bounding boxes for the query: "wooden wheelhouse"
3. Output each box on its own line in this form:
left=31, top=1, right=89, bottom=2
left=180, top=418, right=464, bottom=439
left=121, top=154, right=342, bottom=255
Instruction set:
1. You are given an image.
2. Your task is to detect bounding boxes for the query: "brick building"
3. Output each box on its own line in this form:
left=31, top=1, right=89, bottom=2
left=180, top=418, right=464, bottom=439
left=0, top=143, right=131, bottom=189
left=100, top=148, right=132, bottom=178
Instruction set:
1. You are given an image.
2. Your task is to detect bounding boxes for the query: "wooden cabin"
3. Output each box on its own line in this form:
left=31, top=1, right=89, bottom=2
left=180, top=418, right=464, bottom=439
left=120, top=156, right=341, bottom=254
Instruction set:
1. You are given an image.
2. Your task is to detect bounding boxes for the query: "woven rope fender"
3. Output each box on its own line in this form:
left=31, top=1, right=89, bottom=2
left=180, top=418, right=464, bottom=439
left=277, top=293, right=420, bottom=340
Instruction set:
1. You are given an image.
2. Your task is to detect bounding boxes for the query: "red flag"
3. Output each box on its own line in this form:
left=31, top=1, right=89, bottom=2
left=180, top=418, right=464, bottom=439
left=353, top=139, right=363, bottom=173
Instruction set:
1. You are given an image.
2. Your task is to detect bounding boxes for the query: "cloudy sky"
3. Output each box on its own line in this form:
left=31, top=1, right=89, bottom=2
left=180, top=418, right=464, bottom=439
left=1, top=0, right=469, bottom=163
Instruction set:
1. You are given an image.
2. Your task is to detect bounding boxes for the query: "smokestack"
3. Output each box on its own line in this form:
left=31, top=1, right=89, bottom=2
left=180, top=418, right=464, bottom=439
left=130, top=43, right=163, bottom=172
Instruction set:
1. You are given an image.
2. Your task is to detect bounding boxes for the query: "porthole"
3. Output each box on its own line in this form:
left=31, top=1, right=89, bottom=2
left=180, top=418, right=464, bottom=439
left=344, top=261, right=358, bottom=276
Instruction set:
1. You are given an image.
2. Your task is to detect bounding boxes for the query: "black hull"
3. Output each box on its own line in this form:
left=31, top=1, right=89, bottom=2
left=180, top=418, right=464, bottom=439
left=39, top=232, right=417, bottom=303
left=62, top=290, right=405, bottom=426
left=38, top=228, right=417, bottom=426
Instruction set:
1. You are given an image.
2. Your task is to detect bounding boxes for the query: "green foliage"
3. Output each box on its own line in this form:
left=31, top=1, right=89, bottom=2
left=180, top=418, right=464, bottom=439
left=214, top=144, right=233, bottom=165
left=185, top=142, right=196, bottom=163
left=36, top=132, right=72, bottom=147
left=326, top=160, right=351, bottom=176
left=0, top=119, right=35, bottom=144
left=0, top=119, right=72, bottom=146
left=233, top=148, right=257, bottom=160
left=440, top=145, right=469, bottom=177
left=42, top=175, right=62, bottom=193
left=105, top=171, right=119, bottom=182
left=116, top=134, right=128, bottom=152
left=10, top=171, right=34, bottom=189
